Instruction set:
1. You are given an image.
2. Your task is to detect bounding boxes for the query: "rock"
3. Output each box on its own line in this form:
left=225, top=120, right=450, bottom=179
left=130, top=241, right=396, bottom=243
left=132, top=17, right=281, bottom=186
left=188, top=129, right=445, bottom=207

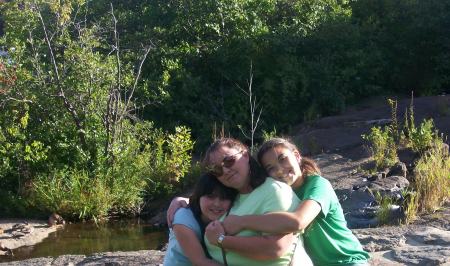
left=10, top=222, right=34, bottom=238
left=368, top=175, right=410, bottom=194
left=354, top=225, right=450, bottom=266
left=0, top=250, right=165, bottom=265
left=397, top=147, right=419, bottom=170
left=0, top=243, right=13, bottom=257
left=48, top=213, right=65, bottom=227
left=387, top=162, right=407, bottom=178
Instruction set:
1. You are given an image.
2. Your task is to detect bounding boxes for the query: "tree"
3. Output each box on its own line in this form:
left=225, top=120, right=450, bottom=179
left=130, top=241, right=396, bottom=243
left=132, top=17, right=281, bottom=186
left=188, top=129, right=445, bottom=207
left=0, top=0, right=193, bottom=219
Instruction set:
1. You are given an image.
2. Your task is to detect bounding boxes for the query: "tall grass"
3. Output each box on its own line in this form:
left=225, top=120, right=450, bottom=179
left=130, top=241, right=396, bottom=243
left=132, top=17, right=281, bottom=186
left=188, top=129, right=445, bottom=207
left=30, top=125, right=194, bottom=221
left=375, top=191, right=395, bottom=225
left=411, top=142, right=450, bottom=213
left=31, top=168, right=145, bottom=220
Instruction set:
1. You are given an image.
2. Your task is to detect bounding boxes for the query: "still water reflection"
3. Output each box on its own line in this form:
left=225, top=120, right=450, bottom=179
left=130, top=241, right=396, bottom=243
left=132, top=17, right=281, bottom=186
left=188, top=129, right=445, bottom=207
left=0, top=219, right=168, bottom=263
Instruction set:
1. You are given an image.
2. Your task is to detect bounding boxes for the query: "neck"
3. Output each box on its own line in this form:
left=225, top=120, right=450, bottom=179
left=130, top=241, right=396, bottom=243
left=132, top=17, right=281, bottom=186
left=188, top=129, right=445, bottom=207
left=238, top=183, right=253, bottom=194
left=291, top=175, right=304, bottom=189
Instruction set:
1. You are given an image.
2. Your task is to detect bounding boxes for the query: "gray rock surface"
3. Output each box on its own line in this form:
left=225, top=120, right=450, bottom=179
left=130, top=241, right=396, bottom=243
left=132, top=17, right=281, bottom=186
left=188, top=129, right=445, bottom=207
left=0, top=250, right=164, bottom=266
left=354, top=224, right=450, bottom=265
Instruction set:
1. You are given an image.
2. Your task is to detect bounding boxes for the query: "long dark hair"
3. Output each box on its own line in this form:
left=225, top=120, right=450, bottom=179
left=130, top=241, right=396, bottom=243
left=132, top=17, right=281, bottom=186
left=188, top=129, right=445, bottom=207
left=202, top=138, right=266, bottom=189
left=189, top=173, right=237, bottom=223
left=188, top=173, right=237, bottom=257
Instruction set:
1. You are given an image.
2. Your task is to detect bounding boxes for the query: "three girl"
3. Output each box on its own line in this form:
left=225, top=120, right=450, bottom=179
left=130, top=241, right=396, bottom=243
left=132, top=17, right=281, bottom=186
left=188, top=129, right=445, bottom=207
left=166, top=138, right=312, bottom=265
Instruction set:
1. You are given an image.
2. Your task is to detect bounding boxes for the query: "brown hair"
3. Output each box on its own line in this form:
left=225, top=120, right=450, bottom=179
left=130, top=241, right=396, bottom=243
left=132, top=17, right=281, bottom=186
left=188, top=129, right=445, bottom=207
left=202, top=138, right=266, bottom=189
left=257, top=138, right=321, bottom=177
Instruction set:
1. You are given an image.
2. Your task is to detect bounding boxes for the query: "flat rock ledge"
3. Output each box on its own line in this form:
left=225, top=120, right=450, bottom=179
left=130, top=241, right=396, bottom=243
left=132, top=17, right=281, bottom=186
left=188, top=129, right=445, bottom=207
left=0, top=250, right=165, bottom=266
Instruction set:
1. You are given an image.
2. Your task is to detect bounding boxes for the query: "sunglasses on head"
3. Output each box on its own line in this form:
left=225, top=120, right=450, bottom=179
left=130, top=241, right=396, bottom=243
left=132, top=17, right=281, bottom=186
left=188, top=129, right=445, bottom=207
left=207, top=150, right=244, bottom=177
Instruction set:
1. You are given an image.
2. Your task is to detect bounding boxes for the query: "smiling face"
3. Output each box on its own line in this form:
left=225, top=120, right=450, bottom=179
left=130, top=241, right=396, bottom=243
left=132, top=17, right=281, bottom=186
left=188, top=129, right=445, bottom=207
left=199, top=192, right=232, bottom=223
left=208, top=146, right=252, bottom=193
left=260, top=145, right=304, bottom=188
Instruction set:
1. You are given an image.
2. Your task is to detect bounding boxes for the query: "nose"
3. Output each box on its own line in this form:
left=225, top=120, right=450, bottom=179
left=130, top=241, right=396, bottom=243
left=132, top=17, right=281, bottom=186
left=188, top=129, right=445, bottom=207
left=212, top=197, right=221, bottom=206
left=222, top=165, right=232, bottom=175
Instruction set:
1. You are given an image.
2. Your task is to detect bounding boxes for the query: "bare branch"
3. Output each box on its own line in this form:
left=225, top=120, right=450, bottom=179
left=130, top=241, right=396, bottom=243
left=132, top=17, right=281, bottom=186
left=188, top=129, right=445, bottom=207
left=36, top=4, right=89, bottom=157
left=122, top=45, right=152, bottom=119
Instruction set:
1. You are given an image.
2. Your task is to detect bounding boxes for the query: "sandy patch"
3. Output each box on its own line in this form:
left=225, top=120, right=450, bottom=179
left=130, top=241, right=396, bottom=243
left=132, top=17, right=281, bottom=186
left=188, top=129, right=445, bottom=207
left=0, top=219, right=59, bottom=256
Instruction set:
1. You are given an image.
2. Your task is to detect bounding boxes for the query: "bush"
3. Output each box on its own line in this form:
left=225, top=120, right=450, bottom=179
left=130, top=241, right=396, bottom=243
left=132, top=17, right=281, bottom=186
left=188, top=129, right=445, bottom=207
left=29, top=123, right=194, bottom=220
left=363, top=126, right=398, bottom=170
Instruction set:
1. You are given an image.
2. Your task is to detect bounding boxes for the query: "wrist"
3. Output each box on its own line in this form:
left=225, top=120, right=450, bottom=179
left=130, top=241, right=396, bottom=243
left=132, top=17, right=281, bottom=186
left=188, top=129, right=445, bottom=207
left=240, top=216, right=250, bottom=230
left=217, top=234, right=226, bottom=247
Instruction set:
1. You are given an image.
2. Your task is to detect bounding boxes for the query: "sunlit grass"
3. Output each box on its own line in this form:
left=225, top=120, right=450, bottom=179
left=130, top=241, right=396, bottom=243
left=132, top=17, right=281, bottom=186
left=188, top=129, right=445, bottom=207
left=413, top=142, right=450, bottom=212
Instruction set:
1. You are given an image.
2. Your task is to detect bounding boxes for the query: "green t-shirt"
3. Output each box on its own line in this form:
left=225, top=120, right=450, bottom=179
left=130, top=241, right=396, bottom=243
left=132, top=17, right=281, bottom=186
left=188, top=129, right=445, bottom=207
left=205, top=177, right=309, bottom=266
left=295, top=175, right=370, bottom=266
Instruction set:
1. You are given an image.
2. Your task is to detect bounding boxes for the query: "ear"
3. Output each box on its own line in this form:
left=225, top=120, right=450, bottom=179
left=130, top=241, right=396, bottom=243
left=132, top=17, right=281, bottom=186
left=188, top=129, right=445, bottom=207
left=294, top=150, right=301, bottom=163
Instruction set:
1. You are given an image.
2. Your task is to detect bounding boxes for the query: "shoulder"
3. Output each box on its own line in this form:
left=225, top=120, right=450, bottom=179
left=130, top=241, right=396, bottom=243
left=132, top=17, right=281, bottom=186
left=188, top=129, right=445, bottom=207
left=254, top=177, right=299, bottom=212
left=261, top=177, right=293, bottom=192
left=173, top=207, right=196, bottom=225
left=306, top=175, right=332, bottom=189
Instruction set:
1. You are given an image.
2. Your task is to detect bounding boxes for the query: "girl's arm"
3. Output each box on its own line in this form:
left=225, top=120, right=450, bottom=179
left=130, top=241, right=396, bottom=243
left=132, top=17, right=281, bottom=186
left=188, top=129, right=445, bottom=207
left=173, top=224, right=222, bottom=266
left=166, top=197, right=189, bottom=227
left=223, top=199, right=321, bottom=235
left=205, top=220, right=296, bottom=260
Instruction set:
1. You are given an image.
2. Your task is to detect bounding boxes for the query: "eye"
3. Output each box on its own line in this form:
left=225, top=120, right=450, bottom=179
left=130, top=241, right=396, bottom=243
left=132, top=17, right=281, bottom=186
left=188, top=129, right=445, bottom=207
left=279, top=154, right=288, bottom=162
left=205, top=194, right=217, bottom=199
left=222, top=155, right=237, bottom=168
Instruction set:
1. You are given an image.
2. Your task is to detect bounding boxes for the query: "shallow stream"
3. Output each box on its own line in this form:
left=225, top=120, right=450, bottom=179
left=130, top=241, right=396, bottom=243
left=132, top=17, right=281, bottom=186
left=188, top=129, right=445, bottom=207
left=0, top=219, right=167, bottom=263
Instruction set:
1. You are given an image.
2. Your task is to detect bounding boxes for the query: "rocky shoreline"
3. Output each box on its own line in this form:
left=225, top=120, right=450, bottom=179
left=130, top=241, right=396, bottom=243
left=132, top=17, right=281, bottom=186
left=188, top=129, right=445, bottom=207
left=1, top=153, right=448, bottom=265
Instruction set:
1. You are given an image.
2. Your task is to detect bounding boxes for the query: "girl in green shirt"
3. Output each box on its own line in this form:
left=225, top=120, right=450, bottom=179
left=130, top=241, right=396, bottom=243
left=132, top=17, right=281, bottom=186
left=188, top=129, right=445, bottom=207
left=222, top=138, right=370, bottom=266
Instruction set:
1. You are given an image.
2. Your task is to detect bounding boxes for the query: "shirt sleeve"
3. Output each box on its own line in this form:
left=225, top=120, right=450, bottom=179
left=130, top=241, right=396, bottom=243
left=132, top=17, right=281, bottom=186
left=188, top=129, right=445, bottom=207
left=302, top=176, right=334, bottom=217
left=172, top=207, right=200, bottom=233
left=261, top=178, right=300, bottom=214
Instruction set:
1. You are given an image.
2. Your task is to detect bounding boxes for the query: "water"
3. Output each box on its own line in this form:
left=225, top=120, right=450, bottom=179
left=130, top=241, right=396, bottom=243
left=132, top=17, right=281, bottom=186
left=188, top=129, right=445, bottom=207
left=0, top=219, right=168, bottom=263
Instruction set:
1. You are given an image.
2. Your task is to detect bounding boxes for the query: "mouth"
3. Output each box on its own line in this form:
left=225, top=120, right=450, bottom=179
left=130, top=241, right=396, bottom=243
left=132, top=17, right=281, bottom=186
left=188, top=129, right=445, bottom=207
left=209, top=209, right=225, bottom=216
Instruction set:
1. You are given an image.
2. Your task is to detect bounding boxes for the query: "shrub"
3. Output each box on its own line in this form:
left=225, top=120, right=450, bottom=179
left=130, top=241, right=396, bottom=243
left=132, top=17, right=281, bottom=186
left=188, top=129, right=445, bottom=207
left=363, top=126, right=398, bottom=170
left=405, top=119, right=436, bottom=154
left=30, top=123, right=194, bottom=220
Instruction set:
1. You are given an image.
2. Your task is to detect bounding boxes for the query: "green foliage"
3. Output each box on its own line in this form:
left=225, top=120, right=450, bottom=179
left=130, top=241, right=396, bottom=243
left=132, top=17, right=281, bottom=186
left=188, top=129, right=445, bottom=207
left=375, top=191, right=395, bottom=225
left=402, top=189, right=418, bottom=225
left=364, top=98, right=449, bottom=225
left=79, top=0, right=450, bottom=151
left=404, top=119, right=437, bottom=154
left=262, top=127, right=278, bottom=142
left=0, top=1, right=193, bottom=220
left=363, top=126, right=398, bottom=170
left=29, top=123, right=193, bottom=220
left=142, top=125, right=194, bottom=200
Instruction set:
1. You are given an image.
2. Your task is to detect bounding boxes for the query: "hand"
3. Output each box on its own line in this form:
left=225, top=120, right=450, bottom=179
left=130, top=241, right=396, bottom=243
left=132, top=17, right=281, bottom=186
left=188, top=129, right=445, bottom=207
left=205, top=220, right=225, bottom=246
left=166, top=197, right=189, bottom=227
left=222, top=215, right=244, bottom=235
